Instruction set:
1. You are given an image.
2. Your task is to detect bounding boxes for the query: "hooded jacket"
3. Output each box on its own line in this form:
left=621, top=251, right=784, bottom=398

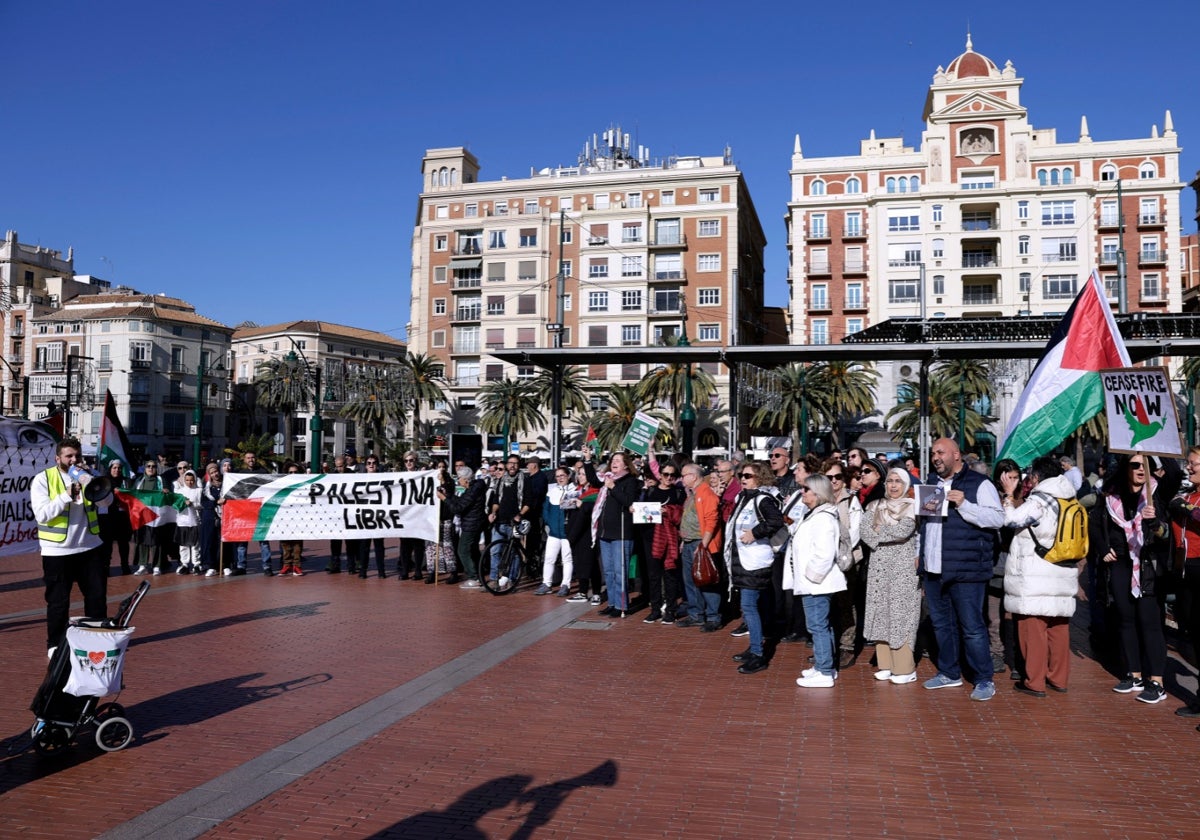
left=1001, top=474, right=1079, bottom=618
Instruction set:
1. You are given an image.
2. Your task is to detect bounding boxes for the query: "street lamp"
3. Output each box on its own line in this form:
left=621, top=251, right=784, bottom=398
left=63, top=353, right=93, bottom=437
left=677, top=306, right=695, bottom=460
left=0, top=354, right=29, bottom=419
left=192, top=331, right=225, bottom=469
left=281, top=338, right=331, bottom=473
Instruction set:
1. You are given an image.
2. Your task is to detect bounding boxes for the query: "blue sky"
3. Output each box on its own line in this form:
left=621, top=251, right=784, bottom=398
left=6, top=0, right=1197, bottom=341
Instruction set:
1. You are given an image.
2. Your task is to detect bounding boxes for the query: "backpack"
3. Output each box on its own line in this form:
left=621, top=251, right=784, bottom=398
left=1029, top=491, right=1088, bottom=565
left=752, top=494, right=792, bottom=553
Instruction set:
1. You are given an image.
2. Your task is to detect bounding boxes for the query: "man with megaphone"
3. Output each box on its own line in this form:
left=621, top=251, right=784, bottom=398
left=29, top=436, right=112, bottom=658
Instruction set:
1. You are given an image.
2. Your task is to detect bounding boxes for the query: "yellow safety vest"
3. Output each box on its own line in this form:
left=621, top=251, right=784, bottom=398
left=38, top=467, right=100, bottom=543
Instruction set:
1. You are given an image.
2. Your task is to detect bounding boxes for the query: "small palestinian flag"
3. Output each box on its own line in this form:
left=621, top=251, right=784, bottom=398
left=585, top=426, right=599, bottom=455
left=116, top=489, right=188, bottom=531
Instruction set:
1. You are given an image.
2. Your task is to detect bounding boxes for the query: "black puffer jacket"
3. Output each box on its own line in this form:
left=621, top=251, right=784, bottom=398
left=444, top=478, right=488, bottom=533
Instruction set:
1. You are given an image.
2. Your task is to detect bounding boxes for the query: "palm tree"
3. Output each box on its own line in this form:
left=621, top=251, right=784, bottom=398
left=804, top=361, right=879, bottom=448
left=532, top=365, right=589, bottom=415
left=340, top=366, right=409, bottom=454
left=885, top=374, right=993, bottom=446
left=254, top=354, right=314, bottom=461
left=750, top=363, right=810, bottom=455
left=579, top=384, right=671, bottom=454
left=398, top=352, right=446, bottom=447
left=634, top=363, right=716, bottom=446
left=478, top=378, right=545, bottom=450
left=225, top=433, right=276, bottom=466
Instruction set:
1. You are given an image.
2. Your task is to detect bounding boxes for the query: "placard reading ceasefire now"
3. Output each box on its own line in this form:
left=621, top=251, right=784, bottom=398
left=219, top=471, right=440, bottom=543
left=1100, top=366, right=1184, bottom=457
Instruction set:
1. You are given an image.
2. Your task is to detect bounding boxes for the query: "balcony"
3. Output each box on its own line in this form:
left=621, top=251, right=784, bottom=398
left=843, top=226, right=866, bottom=240
left=129, top=393, right=151, bottom=404
left=130, top=359, right=152, bottom=369
left=1139, top=249, right=1167, bottom=265
left=805, top=226, right=831, bottom=241
left=808, top=296, right=832, bottom=313
left=9, top=326, right=23, bottom=337
left=961, top=220, right=996, bottom=232
left=1138, top=213, right=1164, bottom=228
left=844, top=295, right=867, bottom=311
left=449, top=375, right=480, bottom=387
left=1098, top=214, right=1121, bottom=230
left=1040, top=253, right=1077, bottom=264
left=1140, top=288, right=1166, bottom=304
left=451, top=342, right=480, bottom=355
left=648, top=233, right=687, bottom=249
left=962, top=291, right=999, bottom=306
left=452, top=243, right=482, bottom=256
left=888, top=259, right=922, bottom=268
left=36, top=361, right=65, bottom=372
left=650, top=270, right=687, bottom=283
left=586, top=236, right=608, bottom=246
left=453, top=277, right=481, bottom=289
left=162, top=395, right=192, bottom=407
left=1099, top=253, right=1120, bottom=267
left=962, top=253, right=998, bottom=268
left=5, top=353, right=22, bottom=367
left=452, top=307, right=482, bottom=323
left=844, top=260, right=866, bottom=274
left=808, top=261, right=832, bottom=276
left=170, top=362, right=188, bottom=374
left=648, top=302, right=683, bottom=316
left=97, top=359, right=112, bottom=371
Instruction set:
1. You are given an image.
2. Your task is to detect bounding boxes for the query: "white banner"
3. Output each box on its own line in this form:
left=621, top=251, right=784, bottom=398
left=0, top=418, right=61, bottom=558
left=219, top=471, right=440, bottom=543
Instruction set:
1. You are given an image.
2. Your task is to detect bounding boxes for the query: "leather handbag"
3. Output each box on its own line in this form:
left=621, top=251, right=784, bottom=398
left=692, top=544, right=720, bottom=588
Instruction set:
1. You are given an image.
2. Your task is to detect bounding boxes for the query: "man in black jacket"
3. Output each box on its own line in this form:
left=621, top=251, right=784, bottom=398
left=441, top=466, right=488, bottom=588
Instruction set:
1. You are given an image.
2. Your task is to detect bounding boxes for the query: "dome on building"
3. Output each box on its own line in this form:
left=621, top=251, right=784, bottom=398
left=945, top=34, right=999, bottom=80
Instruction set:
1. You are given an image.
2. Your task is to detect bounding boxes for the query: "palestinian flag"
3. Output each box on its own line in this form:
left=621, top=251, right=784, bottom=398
left=116, top=488, right=188, bottom=531
left=98, top=391, right=133, bottom=477
left=997, top=270, right=1131, bottom=466
left=585, top=426, right=599, bottom=455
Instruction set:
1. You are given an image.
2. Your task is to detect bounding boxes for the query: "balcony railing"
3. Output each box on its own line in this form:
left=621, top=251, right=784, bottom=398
left=652, top=270, right=686, bottom=282
left=1099, top=253, right=1120, bottom=266
left=5, top=353, right=23, bottom=366
left=809, top=261, right=831, bottom=274
left=844, top=295, right=866, bottom=310
left=130, top=359, right=152, bottom=369
left=962, top=292, right=999, bottom=305
left=1138, top=213, right=1162, bottom=226
left=129, top=393, right=151, bottom=404
left=648, top=233, right=687, bottom=248
left=1141, top=289, right=1165, bottom=303
left=452, top=244, right=482, bottom=256
left=1040, top=253, right=1077, bottom=263
left=451, top=343, right=480, bottom=355
left=453, top=277, right=481, bottom=289
left=9, top=327, right=23, bottom=337
left=453, top=308, right=482, bottom=322
left=809, top=297, right=831, bottom=311
left=844, top=260, right=865, bottom=273
left=1098, top=214, right=1121, bottom=228
left=962, top=253, right=997, bottom=268
left=806, top=227, right=831, bottom=240
left=843, top=226, right=865, bottom=238
left=1139, top=250, right=1166, bottom=264
left=888, top=259, right=922, bottom=267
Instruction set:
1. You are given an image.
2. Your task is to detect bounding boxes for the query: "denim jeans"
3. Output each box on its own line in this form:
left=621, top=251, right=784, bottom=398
left=681, top=540, right=721, bottom=622
left=489, top=523, right=513, bottom=581
left=802, top=594, right=836, bottom=675
left=741, top=588, right=765, bottom=656
left=599, top=538, right=631, bottom=610
left=236, top=540, right=271, bottom=570
left=923, top=574, right=993, bottom=683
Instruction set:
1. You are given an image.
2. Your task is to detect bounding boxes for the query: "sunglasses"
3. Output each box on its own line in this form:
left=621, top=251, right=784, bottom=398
left=799, top=484, right=811, bottom=492
left=825, top=473, right=844, bottom=480
left=716, top=468, right=732, bottom=473
left=769, top=453, right=787, bottom=459
left=661, top=472, right=677, bottom=478
left=739, top=472, right=756, bottom=479
left=1130, top=462, right=1145, bottom=469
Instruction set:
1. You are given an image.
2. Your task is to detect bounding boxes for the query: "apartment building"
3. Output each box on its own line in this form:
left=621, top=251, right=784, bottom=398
left=787, top=37, right=1184, bottom=431
left=231, top=320, right=406, bottom=463
left=29, top=290, right=233, bottom=463
left=409, top=130, right=767, bottom=452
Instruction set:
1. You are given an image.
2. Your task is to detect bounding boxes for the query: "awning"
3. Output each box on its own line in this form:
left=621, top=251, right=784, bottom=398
left=449, top=257, right=482, bottom=269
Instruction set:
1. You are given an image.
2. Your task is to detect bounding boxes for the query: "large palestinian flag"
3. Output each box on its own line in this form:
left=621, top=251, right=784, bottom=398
left=115, top=488, right=188, bottom=530
left=97, top=391, right=134, bottom=477
left=997, top=269, right=1131, bottom=466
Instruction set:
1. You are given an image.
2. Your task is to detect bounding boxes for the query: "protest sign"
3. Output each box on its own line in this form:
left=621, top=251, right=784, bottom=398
left=0, top=418, right=60, bottom=558
left=620, top=411, right=660, bottom=456
left=220, top=470, right=440, bottom=543
left=1100, top=367, right=1184, bottom=457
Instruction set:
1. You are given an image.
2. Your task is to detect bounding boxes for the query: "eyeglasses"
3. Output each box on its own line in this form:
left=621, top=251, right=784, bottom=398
left=799, top=484, right=811, bottom=492
left=825, top=473, right=844, bottom=480
left=716, top=467, right=732, bottom=474
left=1130, top=462, right=1145, bottom=470
left=661, top=472, right=677, bottom=478
left=769, top=453, right=787, bottom=459
left=739, top=472, right=756, bottom=479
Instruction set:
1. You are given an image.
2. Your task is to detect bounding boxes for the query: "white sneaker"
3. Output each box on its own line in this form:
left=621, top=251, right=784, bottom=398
left=205, top=569, right=217, bottom=577
left=222, top=567, right=233, bottom=576
left=47, top=646, right=57, bottom=660
left=889, top=672, right=918, bottom=685
left=801, top=667, right=838, bottom=680
left=874, top=670, right=893, bottom=681
left=796, top=672, right=836, bottom=688
left=134, top=566, right=149, bottom=575
left=152, top=568, right=162, bottom=576
left=498, top=576, right=510, bottom=589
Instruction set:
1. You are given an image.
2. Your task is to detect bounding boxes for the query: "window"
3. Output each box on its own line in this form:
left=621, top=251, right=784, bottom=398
left=660, top=190, right=675, bottom=206
left=1041, top=200, right=1075, bottom=226
left=959, top=172, right=994, bottom=190
left=810, top=284, right=829, bottom=310
left=1139, top=162, right=1157, bottom=179
left=621, top=325, right=642, bottom=346
left=434, top=235, right=447, bottom=251
left=434, top=298, right=447, bottom=315
left=655, top=253, right=683, bottom=280
left=434, top=266, right=447, bottom=284
left=1019, top=273, right=1031, bottom=293
left=436, top=205, right=449, bottom=219
left=698, top=219, right=721, bottom=237
left=888, top=279, right=919, bottom=303
left=621, top=363, right=641, bottom=381
left=164, top=412, right=185, bottom=436
left=654, top=289, right=681, bottom=314
left=453, top=327, right=479, bottom=354
left=809, top=213, right=827, bottom=237
left=621, top=290, right=642, bottom=311
left=810, top=247, right=829, bottom=273
left=627, top=191, right=642, bottom=208
left=456, top=361, right=480, bottom=386
left=486, top=262, right=506, bottom=283
left=560, top=228, right=572, bottom=244
left=844, top=212, right=862, bottom=236
left=517, top=294, right=536, bottom=315
left=588, top=291, right=608, bottom=312
left=846, top=318, right=863, bottom=336
left=588, top=258, right=609, bottom=279
left=563, top=293, right=572, bottom=311
left=516, top=365, right=535, bottom=380
left=810, top=319, right=829, bottom=344
left=1142, top=274, right=1162, bottom=301
left=932, top=275, right=945, bottom=295
left=456, top=295, right=481, bottom=320
left=561, top=327, right=571, bottom=345
left=524, top=199, right=538, bottom=215
left=653, top=325, right=679, bottom=345
left=1017, top=201, right=1029, bottom=220
left=432, top=330, right=445, bottom=348
left=932, top=238, right=945, bottom=259
left=810, top=179, right=826, bottom=196
left=129, top=411, right=148, bottom=435
left=488, top=230, right=507, bottom=249
left=621, top=256, right=643, bottom=277
left=845, top=283, right=863, bottom=309
left=1043, top=275, right=1077, bottom=300
left=486, top=295, right=504, bottom=316
left=654, top=218, right=682, bottom=246
left=699, top=188, right=719, bottom=203
left=931, top=205, right=943, bottom=224
left=516, top=327, right=536, bottom=348
left=1043, top=236, right=1077, bottom=263
left=588, top=326, right=607, bottom=347
left=465, top=203, right=478, bottom=217
left=963, top=283, right=995, bottom=305
left=1103, top=274, right=1120, bottom=300
left=846, top=177, right=861, bottom=194
left=886, top=242, right=921, bottom=266
left=518, top=260, right=536, bottom=281
left=886, top=177, right=896, bottom=193
left=621, top=222, right=643, bottom=243
left=485, top=363, right=504, bottom=382
left=908, top=176, right=920, bottom=192
left=1062, top=168, right=1074, bottom=184
left=1140, top=237, right=1163, bottom=261
left=887, top=209, right=920, bottom=232
left=131, top=341, right=152, bottom=363
left=1101, top=237, right=1120, bottom=264
left=592, top=193, right=610, bottom=210
left=494, top=200, right=509, bottom=215
left=558, top=259, right=572, bottom=279
left=698, top=288, right=721, bottom=306
left=486, top=328, right=504, bottom=349
left=697, top=254, right=721, bottom=272
left=1140, top=198, right=1159, bottom=225
left=519, top=228, right=537, bottom=247
left=559, top=197, right=573, bottom=212
left=698, top=324, right=720, bottom=341
left=1018, top=236, right=1030, bottom=256
left=1100, top=164, right=1117, bottom=182
left=458, top=230, right=482, bottom=253
left=587, top=223, right=609, bottom=244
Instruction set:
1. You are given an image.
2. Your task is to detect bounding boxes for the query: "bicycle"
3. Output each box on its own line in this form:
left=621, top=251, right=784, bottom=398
left=481, top=519, right=537, bottom=595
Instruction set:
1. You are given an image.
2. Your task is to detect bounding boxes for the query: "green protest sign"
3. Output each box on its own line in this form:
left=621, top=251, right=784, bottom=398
left=620, top=411, right=660, bottom=456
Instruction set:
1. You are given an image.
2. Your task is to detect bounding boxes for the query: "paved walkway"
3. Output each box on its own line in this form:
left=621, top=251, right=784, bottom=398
left=1, top=544, right=1198, bottom=839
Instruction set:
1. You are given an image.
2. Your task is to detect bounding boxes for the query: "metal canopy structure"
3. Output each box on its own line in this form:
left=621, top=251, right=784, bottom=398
left=490, top=313, right=1200, bottom=464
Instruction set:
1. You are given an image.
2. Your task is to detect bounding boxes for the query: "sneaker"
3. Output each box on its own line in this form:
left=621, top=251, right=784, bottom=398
left=292, top=568, right=305, bottom=577
left=134, top=566, right=149, bottom=576
left=801, top=667, right=838, bottom=680
left=701, top=621, right=721, bottom=633
left=1137, top=680, right=1166, bottom=704
left=730, top=623, right=750, bottom=638
left=460, top=579, right=482, bottom=589
left=889, top=672, right=918, bottom=685
left=643, top=611, right=662, bottom=624
left=556, top=586, right=570, bottom=597
left=924, top=674, right=964, bottom=690
left=497, top=576, right=510, bottom=590
left=779, top=632, right=807, bottom=644
left=533, top=584, right=552, bottom=596
left=1113, top=676, right=1145, bottom=694
left=1174, top=704, right=1200, bottom=718
left=674, top=616, right=703, bottom=628
left=970, top=681, right=996, bottom=702
left=589, top=594, right=602, bottom=606
left=565, top=592, right=587, bottom=601
left=205, top=569, right=218, bottom=577
left=796, top=672, right=835, bottom=688
left=152, top=568, right=162, bottom=576
left=262, top=568, right=275, bottom=577
left=661, top=614, right=675, bottom=625
left=222, top=567, right=233, bottom=576
left=838, top=650, right=858, bottom=669
left=873, top=670, right=893, bottom=681
left=731, top=647, right=754, bottom=662
left=176, top=566, right=188, bottom=575
left=232, top=567, right=246, bottom=576
left=737, top=655, right=768, bottom=675
left=47, top=646, right=57, bottom=660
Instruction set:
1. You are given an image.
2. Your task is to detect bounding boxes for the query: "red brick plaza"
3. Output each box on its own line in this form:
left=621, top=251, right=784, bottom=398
left=2, top=544, right=1197, bottom=839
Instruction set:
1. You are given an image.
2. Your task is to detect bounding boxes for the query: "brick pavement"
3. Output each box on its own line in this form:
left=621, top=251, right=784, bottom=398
left=1, top=543, right=1198, bottom=839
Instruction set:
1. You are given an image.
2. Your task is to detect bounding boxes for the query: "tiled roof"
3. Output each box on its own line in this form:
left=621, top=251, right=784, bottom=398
left=37, top=303, right=230, bottom=330
left=232, top=320, right=405, bottom=349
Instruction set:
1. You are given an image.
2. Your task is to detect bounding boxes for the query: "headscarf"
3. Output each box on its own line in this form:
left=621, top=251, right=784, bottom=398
left=871, top=467, right=914, bottom=528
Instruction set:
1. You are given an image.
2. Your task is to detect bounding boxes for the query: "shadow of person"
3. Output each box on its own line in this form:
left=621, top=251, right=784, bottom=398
left=510, top=759, right=618, bottom=840
left=124, top=671, right=332, bottom=732
left=131, top=601, right=330, bottom=648
left=379, top=774, right=533, bottom=839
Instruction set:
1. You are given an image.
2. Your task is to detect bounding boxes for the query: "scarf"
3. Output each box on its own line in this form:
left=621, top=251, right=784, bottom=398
left=872, top=469, right=914, bottom=529
left=1106, top=489, right=1149, bottom=598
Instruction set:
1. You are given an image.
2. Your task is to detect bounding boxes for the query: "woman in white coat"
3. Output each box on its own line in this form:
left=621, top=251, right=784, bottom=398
left=785, top=474, right=846, bottom=688
left=1000, top=455, right=1081, bottom=698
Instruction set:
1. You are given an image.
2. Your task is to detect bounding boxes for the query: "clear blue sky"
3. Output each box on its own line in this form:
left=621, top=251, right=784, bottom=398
left=7, top=1, right=1197, bottom=341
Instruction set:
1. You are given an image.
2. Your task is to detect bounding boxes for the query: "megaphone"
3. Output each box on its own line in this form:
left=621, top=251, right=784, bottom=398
left=84, top=474, right=113, bottom=503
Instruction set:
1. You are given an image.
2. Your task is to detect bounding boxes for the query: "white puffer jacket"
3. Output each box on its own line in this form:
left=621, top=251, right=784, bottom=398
left=1002, top=474, right=1080, bottom=618
left=784, top=503, right=846, bottom=596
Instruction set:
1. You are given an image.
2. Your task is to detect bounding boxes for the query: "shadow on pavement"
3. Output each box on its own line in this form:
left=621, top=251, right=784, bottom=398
left=371, top=759, right=618, bottom=840
left=132, top=601, right=330, bottom=647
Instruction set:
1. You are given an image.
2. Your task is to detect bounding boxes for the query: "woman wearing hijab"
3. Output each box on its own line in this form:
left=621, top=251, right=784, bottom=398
left=860, top=467, right=921, bottom=684
left=97, top=459, right=133, bottom=575
left=174, top=469, right=203, bottom=574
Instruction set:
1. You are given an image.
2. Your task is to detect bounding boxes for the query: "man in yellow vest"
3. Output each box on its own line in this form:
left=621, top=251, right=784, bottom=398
left=30, top=436, right=108, bottom=656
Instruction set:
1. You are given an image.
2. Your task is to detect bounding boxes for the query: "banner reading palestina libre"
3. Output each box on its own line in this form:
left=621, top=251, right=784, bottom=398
left=0, top=417, right=61, bottom=558
left=1100, top=366, right=1185, bottom=457
left=219, top=471, right=440, bottom=543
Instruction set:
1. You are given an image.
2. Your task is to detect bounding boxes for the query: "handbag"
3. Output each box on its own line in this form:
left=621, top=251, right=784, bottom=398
left=692, top=544, right=719, bottom=587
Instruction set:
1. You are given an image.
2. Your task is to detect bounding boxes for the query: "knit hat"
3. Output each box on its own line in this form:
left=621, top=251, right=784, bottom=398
left=864, top=458, right=887, bottom=479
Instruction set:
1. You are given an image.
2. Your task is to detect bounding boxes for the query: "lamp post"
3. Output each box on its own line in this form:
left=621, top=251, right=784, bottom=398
left=282, top=338, right=325, bottom=473
left=677, top=306, right=695, bottom=460
left=192, top=332, right=225, bottom=470
left=0, top=354, right=28, bottom=418
left=63, top=353, right=93, bottom=437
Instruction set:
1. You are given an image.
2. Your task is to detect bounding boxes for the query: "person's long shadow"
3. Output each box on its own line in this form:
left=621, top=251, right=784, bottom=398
left=132, top=601, right=330, bottom=648
left=0, top=671, right=330, bottom=797
left=374, top=760, right=618, bottom=840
